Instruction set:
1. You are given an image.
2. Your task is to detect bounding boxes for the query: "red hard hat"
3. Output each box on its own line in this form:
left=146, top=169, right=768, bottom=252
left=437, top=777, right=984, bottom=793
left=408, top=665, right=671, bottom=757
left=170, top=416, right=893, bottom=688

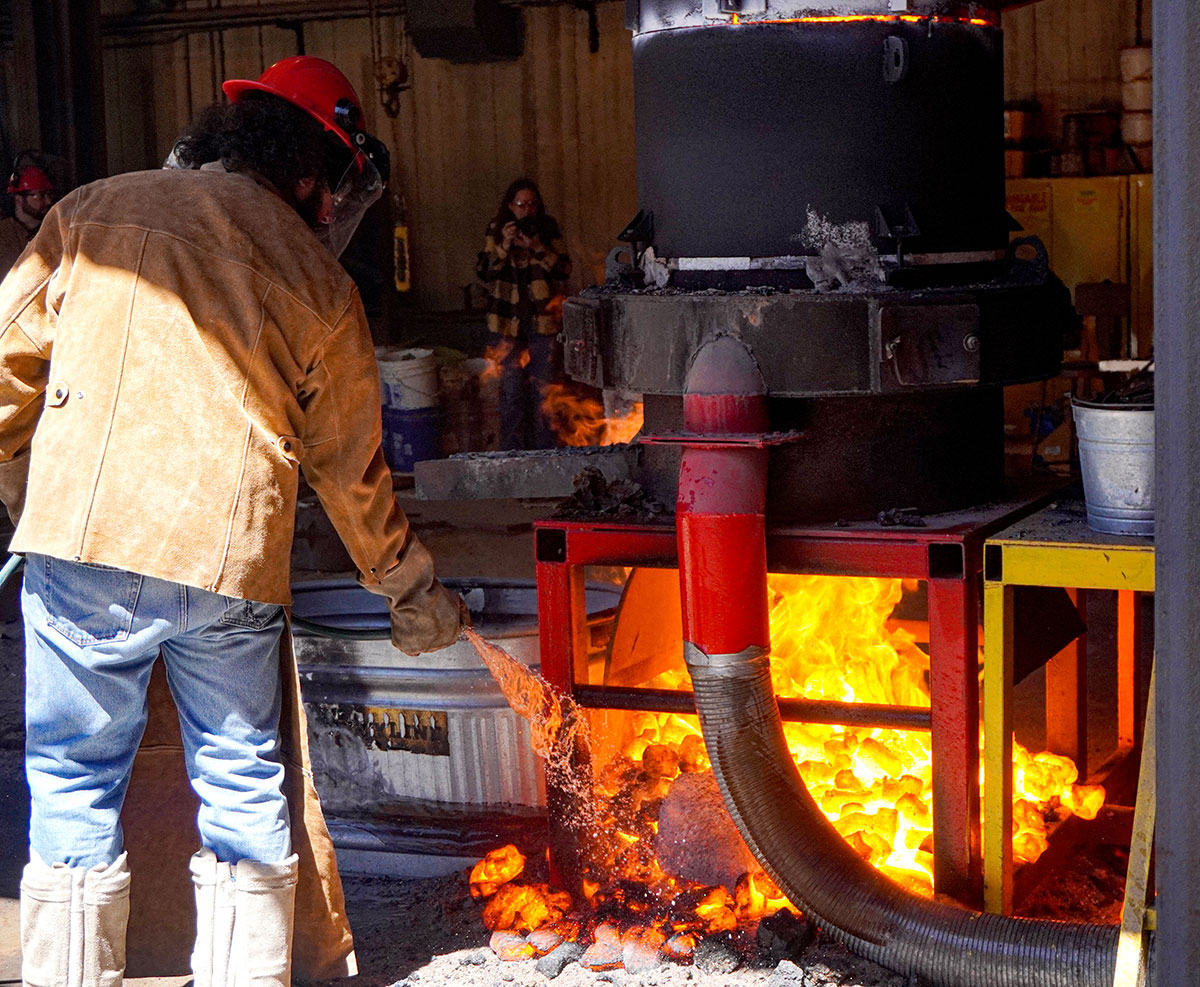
left=222, top=56, right=364, bottom=155
left=7, top=166, right=53, bottom=196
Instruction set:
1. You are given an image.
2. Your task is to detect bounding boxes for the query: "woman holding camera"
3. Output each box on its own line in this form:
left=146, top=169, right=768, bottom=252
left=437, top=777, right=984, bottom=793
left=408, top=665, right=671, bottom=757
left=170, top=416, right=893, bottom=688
left=476, top=178, right=572, bottom=449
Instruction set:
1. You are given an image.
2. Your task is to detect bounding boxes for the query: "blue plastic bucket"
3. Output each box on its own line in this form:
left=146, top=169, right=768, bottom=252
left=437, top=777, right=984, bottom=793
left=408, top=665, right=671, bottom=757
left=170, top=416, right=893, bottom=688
left=377, top=347, right=441, bottom=471
left=381, top=405, right=441, bottom=472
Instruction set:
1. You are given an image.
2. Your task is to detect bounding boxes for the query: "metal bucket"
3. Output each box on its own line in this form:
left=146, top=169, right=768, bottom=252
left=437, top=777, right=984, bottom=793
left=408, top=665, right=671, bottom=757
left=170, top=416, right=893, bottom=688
left=1072, top=398, right=1154, bottom=535
left=291, top=578, right=620, bottom=812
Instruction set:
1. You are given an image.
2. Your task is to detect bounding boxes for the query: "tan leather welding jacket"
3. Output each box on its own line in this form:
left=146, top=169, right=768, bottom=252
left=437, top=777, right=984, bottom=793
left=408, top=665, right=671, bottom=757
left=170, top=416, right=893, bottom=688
left=0, top=166, right=461, bottom=977
left=0, top=166, right=458, bottom=647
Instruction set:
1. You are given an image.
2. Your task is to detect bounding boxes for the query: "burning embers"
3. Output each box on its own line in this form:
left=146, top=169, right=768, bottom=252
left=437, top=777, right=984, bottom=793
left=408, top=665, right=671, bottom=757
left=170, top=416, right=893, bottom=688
left=763, top=576, right=1105, bottom=882
left=466, top=574, right=1106, bottom=972
left=470, top=834, right=793, bottom=975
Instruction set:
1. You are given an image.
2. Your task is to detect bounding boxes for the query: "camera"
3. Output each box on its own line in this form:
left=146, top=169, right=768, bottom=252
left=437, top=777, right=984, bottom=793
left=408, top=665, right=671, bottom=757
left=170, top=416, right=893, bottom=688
left=515, top=215, right=543, bottom=239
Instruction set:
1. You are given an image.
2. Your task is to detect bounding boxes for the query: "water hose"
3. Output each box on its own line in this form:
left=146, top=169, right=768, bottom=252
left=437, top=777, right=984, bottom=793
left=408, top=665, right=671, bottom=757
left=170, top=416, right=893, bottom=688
left=0, top=553, right=22, bottom=592
left=676, top=338, right=1120, bottom=987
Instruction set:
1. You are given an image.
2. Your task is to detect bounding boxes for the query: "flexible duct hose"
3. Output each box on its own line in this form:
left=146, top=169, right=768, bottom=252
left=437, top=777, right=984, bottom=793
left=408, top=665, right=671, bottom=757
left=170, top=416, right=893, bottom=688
left=686, top=648, right=1119, bottom=987
left=674, top=336, right=1120, bottom=987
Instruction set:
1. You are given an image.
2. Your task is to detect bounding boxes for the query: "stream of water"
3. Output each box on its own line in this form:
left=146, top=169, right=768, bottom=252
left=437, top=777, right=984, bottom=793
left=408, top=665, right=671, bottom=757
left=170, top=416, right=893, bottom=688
left=464, top=627, right=596, bottom=829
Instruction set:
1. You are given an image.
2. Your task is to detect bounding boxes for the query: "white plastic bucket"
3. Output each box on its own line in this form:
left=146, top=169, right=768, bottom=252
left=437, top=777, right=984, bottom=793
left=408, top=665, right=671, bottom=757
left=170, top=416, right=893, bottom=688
left=1122, top=111, right=1153, bottom=146
left=376, top=347, right=440, bottom=471
left=1121, top=79, right=1152, bottom=113
left=377, top=347, right=438, bottom=410
left=1119, top=45, right=1152, bottom=83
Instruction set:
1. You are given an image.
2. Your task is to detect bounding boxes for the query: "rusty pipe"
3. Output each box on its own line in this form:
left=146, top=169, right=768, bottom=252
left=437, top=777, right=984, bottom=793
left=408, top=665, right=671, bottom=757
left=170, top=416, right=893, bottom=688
left=676, top=337, right=1119, bottom=987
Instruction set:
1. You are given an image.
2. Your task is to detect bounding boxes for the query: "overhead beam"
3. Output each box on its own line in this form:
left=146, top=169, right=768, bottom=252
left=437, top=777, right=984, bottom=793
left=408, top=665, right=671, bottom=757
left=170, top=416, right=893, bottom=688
left=101, top=1, right=403, bottom=45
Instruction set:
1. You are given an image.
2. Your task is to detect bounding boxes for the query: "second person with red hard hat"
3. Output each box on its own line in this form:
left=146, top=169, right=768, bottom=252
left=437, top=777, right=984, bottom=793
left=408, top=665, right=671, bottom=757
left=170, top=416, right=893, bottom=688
left=0, top=160, right=56, bottom=274
left=0, top=55, right=466, bottom=986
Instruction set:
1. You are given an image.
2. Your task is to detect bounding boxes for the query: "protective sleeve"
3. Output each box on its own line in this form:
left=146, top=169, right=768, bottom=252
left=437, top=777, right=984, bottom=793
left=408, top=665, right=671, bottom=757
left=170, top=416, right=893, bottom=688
left=296, top=291, right=463, bottom=655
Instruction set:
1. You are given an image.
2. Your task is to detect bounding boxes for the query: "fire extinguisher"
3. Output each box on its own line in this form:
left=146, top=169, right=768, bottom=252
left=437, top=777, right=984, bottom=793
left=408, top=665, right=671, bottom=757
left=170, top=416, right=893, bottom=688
left=393, top=191, right=411, bottom=293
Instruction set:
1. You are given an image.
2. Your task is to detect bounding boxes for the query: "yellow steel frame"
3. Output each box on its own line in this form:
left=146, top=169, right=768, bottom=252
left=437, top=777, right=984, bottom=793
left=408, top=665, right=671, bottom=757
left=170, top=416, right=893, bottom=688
left=982, top=518, right=1154, bottom=914
left=1113, top=661, right=1155, bottom=987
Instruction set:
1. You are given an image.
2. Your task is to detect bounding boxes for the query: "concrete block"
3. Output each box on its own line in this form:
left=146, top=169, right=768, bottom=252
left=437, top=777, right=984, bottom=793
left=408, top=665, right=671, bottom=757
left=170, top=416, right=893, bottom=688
left=413, top=446, right=638, bottom=500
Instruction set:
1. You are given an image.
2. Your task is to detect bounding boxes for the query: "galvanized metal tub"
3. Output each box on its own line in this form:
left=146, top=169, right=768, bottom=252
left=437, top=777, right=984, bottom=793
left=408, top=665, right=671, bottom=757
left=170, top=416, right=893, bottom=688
left=292, top=578, right=620, bottom=813
left=1072, top=398, right=1154, bottom=535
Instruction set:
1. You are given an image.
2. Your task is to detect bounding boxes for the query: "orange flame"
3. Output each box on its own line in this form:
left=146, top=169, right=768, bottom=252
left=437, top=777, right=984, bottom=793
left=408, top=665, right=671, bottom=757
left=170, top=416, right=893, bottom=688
left=539, top=383, right=644, bottom=446
left=734, top=869, right=789, bottom=921
left=628, top=574, right=1104, bottom=896
left=475, top=572, right=1103, bottom=959
left=693, top=886, right=739, bottom=933
left=480, top=341, right=510, bottom=384
left=726, top=13, right=995, bottom=27
left=479, top=339, right=531, bottom=384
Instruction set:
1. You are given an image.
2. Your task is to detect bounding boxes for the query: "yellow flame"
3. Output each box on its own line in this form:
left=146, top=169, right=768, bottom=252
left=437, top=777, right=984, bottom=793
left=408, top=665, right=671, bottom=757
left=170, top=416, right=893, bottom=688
left=626, top=574, right=1104, bottom=896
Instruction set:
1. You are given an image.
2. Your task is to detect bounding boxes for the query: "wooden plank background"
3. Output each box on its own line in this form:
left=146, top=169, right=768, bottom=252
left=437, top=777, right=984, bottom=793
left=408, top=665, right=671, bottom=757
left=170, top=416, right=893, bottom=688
left=3, top=0, right=1148, bottom=314
left=97, top=1, right=637, bottom=313
left=1003, top=0, right=1152, bottom=140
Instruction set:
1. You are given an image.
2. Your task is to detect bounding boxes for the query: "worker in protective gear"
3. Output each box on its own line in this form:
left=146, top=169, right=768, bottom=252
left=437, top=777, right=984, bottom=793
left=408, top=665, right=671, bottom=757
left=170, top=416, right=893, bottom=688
left=0, top=56, right=466, bottom=986
left=0, top=163, right=55, bottom=274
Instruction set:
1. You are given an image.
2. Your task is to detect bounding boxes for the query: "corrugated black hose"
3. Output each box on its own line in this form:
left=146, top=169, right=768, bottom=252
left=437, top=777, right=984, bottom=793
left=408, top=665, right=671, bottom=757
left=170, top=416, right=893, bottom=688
left=686, top=649, right=1121, bottom=987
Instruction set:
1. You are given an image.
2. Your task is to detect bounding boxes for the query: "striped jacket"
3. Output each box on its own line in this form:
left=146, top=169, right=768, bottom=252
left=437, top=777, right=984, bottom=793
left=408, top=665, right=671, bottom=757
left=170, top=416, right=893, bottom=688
left=476, top=215, right=572, bottom=337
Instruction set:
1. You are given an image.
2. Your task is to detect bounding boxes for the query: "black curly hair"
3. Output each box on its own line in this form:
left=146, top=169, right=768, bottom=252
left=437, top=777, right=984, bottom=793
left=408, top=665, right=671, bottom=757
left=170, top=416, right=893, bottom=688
left=172, top=92, right=353, bottom=206
left=491, top=177, right=547, bottom=231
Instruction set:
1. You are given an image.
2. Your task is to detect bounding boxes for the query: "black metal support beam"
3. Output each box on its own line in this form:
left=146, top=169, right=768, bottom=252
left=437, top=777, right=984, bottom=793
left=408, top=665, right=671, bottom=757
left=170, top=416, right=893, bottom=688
left=574, top=685, right=933, bottom=731
left=101, top=1, right=403, bottom=45
left=5, top=0, right=40, bottom=160
left=10, top=0, right=107, bottom=185
left=1154, top=4, right=1200, bottom=982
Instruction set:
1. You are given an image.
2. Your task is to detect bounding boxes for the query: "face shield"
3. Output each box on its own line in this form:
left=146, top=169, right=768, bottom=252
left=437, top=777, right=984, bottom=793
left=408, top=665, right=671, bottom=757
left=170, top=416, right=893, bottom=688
left=163, top=100, right=391, bottom=260
left=319, top=151, right=384, bottom=259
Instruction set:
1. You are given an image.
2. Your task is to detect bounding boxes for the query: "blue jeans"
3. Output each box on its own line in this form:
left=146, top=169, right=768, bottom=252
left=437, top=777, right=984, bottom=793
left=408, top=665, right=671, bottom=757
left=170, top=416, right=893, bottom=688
left=494, top=327, right=564, bottom=450
left=22, top=554, right=290, bottom=869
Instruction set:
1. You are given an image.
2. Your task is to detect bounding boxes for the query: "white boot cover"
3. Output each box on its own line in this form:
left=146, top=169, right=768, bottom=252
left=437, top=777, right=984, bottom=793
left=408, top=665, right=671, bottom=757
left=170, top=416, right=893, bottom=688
left=230, top=855, right=299, bottom=987
left=20, top=851, right=131, bottom=987
left=190, top=850, right=298, bottom=987
left=189, top=849, right=236, bottom=987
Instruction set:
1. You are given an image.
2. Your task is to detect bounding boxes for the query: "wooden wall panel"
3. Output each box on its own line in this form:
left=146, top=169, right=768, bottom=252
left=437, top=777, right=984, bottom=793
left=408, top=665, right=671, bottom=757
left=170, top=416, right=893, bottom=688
left=98, top=4, right=637, bottom=312
left=1002, top=0, right=1151, bottom=143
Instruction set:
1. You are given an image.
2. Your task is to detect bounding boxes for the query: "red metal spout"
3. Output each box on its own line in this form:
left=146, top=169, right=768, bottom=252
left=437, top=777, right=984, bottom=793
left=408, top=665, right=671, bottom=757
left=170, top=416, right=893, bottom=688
left=676, top=336, right=770, bottom=659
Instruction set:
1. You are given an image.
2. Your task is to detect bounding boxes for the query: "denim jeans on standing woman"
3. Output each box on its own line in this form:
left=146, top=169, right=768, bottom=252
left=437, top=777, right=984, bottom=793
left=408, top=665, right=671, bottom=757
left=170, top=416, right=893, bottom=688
left=21, top=553, right=290, bottom=869
left=494, top=322, right=565, bottom=450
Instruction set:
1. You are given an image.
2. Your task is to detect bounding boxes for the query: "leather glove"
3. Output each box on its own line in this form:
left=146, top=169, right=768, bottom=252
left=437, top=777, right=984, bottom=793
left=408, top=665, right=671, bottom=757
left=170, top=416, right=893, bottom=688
left=362, top=529, right=472, bottom=655
left=388, top=577, right=466, bottom=656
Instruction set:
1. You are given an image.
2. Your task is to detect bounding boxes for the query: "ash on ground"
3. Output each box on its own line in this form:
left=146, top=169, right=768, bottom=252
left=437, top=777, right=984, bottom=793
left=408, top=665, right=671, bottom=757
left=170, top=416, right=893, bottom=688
left=301, top=869, right=930, bottom=987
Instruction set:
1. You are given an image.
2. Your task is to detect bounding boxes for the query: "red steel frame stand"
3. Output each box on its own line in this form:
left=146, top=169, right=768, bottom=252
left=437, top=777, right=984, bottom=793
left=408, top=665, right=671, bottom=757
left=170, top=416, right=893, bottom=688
left=535, top=486, right=1058, bottom=907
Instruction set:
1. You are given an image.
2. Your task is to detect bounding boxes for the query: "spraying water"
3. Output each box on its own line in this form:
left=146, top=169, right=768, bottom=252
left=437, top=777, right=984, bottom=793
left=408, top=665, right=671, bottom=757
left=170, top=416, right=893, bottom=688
left=463, top=627, right=595, bottom=829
